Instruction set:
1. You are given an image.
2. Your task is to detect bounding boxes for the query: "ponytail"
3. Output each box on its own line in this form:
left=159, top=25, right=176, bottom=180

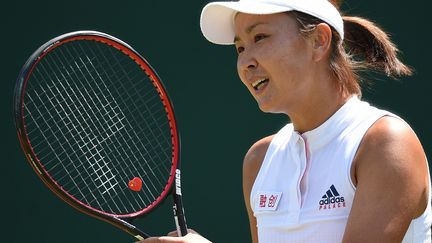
left=291, top=9, right=412, bottom=97
left=343, top=16, right=412, bottom=78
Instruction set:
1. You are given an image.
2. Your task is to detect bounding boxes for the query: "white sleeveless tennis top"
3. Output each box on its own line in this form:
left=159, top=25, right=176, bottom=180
left=250, top=96, right=431, bottom=242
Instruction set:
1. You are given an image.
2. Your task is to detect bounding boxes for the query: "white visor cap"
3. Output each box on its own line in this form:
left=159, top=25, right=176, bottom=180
left=200, top=0, right=344, bottom=45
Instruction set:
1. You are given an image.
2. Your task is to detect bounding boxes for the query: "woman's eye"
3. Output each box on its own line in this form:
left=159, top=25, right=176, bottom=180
left=236, top=46, right=245, bottom=54
left=254, top=34, right=267, bottom=42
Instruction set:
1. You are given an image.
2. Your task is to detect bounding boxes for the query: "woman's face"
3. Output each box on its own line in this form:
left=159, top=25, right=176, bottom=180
left=234, top=12, right=316, bottom=114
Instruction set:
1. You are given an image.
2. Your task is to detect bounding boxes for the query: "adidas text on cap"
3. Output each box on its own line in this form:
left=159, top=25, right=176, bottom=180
left=200, top=0, right=344, bottom=45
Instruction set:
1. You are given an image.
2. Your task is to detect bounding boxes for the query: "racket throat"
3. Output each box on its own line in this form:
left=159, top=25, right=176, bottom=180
left=112, top=217, right=151, bottom=239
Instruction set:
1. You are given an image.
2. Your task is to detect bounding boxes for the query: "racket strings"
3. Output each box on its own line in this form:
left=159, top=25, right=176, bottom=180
left=24, top=39, right=176, bottom=215
left=31, top=68, right=162, bottom=213
left=69, top=41, right=169, bottom=205
left=33, top=43, right=165, bottom=213
left=90, top=42, right=173, bottom=170
left=28, top=60, right=130, bottom=214
left=88, top=42, right=172, bottom=195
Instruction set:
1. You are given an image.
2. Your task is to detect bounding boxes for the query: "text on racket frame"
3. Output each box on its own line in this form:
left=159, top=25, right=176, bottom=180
left=175, top=169, right=181, bottom=195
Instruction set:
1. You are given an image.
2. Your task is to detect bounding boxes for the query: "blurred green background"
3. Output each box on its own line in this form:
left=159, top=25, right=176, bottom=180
left=1, top=0, right=430, bottom=242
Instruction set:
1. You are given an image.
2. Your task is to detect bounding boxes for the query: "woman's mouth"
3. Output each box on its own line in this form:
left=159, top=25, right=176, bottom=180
left=252, top=78, right=269, bottom=91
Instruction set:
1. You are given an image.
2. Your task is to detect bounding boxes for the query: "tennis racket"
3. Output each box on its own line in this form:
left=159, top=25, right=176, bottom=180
left=13, top=30, right=187, bottom=241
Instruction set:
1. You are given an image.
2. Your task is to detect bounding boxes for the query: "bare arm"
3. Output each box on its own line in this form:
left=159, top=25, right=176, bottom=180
left=242, top=135, right=274, bottom=243
left=343, top=116, right=429, bottom=242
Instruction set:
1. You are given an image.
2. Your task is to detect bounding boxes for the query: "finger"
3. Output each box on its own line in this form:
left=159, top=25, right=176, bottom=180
left=167, top=230, right=179, bottom=237
left=167, top=228, right=197, bottom=237
left=135, top=236, right=161, bottom=243
left=135, top=236, right=183, bottom=243
left=157, top=236, right=186, bottom=242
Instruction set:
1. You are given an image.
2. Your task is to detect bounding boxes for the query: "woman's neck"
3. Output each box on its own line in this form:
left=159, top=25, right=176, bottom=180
left=289, top=85, right=350, bottom=134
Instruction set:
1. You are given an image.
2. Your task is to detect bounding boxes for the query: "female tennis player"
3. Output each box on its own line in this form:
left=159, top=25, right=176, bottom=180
left=139, top=0, right=431, bottom=242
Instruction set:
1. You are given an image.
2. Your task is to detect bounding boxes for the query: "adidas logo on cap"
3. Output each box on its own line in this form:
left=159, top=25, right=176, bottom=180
left=319, top=185, right=346, bottom=210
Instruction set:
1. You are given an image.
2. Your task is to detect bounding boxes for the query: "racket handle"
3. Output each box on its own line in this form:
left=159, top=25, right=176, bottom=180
left=173, top=169, right=187, bottom=236
left=173, top=204, right=188, bottom=236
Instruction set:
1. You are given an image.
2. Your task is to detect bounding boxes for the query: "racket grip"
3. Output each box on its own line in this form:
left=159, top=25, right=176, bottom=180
left=173, top=169, right=187, bottom=236
left=173, top=204, right=188, bottom=236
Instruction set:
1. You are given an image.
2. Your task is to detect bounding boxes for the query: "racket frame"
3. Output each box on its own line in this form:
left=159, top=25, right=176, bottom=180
left=14, top=30, right=187, bottom=240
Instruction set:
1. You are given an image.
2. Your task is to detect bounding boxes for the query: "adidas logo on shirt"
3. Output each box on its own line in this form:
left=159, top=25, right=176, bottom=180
left=319, top=185, right=346, bottom=210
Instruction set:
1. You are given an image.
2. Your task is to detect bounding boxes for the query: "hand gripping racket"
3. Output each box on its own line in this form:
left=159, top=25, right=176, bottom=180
left=13, top=30, right=187, bottom=241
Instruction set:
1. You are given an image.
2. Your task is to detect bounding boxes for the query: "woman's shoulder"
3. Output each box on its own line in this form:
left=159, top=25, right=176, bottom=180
left=358, top=115, right=422, bottom=157
left=243, top=135, right=275, bottom=181
left=353, top=115, right=428, bottom=191
left=347, top=115, right=430, bottom=236
left=242, top=135, right=275, bottom=211
left=242, top=123, right=293, bottom=174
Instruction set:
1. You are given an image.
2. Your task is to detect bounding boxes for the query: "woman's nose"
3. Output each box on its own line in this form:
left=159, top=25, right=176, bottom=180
left=238, top=51, right=258, bottom=73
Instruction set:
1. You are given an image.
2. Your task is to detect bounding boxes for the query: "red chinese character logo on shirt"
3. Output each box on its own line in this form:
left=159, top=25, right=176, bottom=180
left=259, top=194, right=267, bottom=208
left=268, top=194, right=278, bottom=208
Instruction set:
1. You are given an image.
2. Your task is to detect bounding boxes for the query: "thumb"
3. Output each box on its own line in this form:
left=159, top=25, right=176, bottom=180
left=157, top=236, right=186, bottom=242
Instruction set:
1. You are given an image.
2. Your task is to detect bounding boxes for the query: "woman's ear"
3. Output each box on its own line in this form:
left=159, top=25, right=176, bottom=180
left=311, top=23, right=332, bottom=62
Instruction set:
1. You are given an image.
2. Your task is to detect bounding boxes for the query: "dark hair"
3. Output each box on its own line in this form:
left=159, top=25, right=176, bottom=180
left=290, top=8, right=412, bottom=97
